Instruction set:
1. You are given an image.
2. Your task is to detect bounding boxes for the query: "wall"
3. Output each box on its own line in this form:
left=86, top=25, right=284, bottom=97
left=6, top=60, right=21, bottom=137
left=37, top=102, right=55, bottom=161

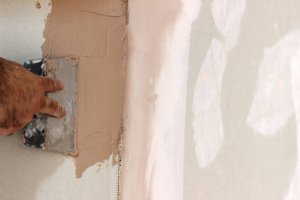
left=184, top=0, right=300, bottom=199
left=3, top=0, right=300, bottom=199
left=121, top=0, right=300, bottom=200
left=120, top=0, right=199, bottom=199
left=0, top=1, right=119, bottom=200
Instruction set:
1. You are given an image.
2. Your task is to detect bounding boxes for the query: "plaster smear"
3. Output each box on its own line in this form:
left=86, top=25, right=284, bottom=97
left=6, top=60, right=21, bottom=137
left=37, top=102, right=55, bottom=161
left=120, top=0, right=200, bottom=199
left=192, top=39, right=226, bottom=168
left=246, top=31, right=300, bottom=135
left=246, top=31, right=300, bottom=200
left=192, top=0, right=246, bottom=168
left=42, top=0, right=127, bottom=177
left=148, top=2, right=201, bottom=199
left=211, top=0, right=246, bottom=49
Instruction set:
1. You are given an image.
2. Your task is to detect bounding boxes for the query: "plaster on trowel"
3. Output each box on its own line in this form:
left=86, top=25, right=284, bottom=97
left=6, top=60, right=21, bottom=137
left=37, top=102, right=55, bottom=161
left=22, top=57, right=78, bottom=155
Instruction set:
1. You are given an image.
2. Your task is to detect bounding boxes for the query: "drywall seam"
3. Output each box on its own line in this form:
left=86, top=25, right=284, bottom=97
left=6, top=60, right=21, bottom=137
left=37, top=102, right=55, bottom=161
left=120, top=0, right=200, bottom=199
left=42, top=0, right=127, bottom=177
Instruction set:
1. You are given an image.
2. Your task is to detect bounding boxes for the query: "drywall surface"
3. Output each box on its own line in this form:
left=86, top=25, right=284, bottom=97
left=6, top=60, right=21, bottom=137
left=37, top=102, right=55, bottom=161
left=0, top=0, right=51, bottom=63
left=184, top=0, right=300, bottom=199
left=120, top=0, right=200, bottom=199
left=0, top=136, right=118, bottom=200
left=42, top=0, right=126, bottom=177
left=0, top=1, right=119, bottom=200
left=122, top=0, right=300, bottom=200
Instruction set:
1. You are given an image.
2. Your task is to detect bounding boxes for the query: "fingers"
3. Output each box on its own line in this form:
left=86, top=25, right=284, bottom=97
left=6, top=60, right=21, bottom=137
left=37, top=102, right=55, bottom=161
left=41, top=77, right=64, bottom=93
left=39, top=97, right=66, bottom=118
left=39, top=78, right=66, bottom=118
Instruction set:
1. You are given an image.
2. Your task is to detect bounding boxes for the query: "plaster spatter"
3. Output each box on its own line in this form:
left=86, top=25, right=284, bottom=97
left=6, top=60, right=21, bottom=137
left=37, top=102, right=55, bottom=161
left=42, top=0, right=127, bottom=177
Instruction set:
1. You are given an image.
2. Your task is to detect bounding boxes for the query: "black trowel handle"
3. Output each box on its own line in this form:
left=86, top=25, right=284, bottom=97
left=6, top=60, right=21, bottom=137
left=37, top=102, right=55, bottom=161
left=23, top=59, right=45, bottom=76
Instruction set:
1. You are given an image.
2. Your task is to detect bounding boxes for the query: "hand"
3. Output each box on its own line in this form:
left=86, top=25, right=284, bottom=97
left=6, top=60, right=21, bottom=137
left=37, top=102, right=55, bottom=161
left=0, top=57, right=66, bottom=136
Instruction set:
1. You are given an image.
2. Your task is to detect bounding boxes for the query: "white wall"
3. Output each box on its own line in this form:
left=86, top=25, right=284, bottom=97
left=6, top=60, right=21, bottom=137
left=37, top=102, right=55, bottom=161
left=120, top=0, right=199, bottom=199
left=0, top=1, right=118, bottom=200
left=121, top=0, right=300, bottom=200
left=185, top=0, right=300, bottom=199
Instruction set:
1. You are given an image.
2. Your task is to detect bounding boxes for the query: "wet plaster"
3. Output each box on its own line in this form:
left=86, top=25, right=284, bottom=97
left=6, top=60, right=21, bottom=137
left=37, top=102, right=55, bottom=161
left=42, top=0, right=127, bottom=177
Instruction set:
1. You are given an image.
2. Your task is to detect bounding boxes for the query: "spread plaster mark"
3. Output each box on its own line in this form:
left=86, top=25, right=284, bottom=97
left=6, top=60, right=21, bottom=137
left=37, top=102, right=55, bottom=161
left=120, top=0, right=202, bottom=199
left=246, top=32, right=300, bottom=135
left=42, top=0, right=127, bottom=177
left=211, top=0, right=246, bottom=50
left=192, top=0, right=246, bottom=168
left=246, top=31, right=300, bottom=200
left=192, top=39, right=226, bottom=168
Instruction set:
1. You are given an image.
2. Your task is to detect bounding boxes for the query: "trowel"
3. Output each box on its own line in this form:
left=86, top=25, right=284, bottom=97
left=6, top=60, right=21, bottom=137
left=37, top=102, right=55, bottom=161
left=21, top=57, right=78, bottom=155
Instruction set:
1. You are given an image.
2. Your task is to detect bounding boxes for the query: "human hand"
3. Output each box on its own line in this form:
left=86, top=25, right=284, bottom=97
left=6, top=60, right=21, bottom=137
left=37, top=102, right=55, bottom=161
left=0, top=57, right=66, bottom=136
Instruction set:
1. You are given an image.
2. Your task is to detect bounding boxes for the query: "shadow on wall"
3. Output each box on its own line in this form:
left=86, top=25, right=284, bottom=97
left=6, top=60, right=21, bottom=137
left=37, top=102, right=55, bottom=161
left=0, top=134, right=64, bottom=200
left=185, top=0, right=300, bottom=200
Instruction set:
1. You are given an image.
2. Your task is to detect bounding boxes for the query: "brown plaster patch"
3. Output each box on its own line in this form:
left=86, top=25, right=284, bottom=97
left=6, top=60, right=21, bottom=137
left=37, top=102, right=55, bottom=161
left=42, top=0, right=127, bottom=177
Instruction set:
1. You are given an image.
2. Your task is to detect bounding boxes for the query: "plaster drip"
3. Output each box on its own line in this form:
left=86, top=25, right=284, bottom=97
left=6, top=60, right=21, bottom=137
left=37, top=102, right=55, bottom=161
left=192, top=0, right=246, bottom=168
left=146, top=0, right=204, bottom=198
left=246, top=30, right=300, bottom=200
